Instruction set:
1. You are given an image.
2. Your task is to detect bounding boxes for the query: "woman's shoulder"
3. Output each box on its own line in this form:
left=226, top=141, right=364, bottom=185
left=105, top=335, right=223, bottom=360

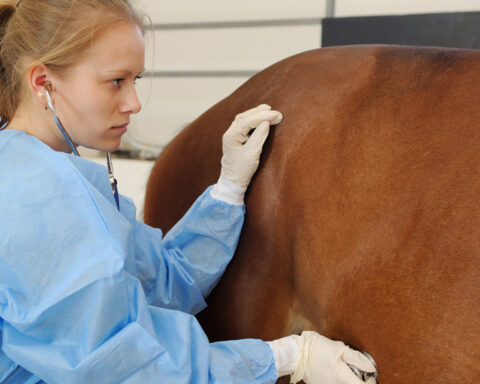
left=0, top=129, right=67, bottom=166
left=0, top=129, right=136, bottom=223
left=0, top=130, right=87, bottom=197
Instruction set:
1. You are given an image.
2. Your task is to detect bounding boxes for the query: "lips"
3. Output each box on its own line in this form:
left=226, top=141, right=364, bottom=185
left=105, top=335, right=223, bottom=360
left=112, top=122, right=129, bottom=129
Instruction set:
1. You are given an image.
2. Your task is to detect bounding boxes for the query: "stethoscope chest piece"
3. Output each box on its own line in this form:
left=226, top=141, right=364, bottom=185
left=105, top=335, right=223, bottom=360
left=348, top=351, right=378, bottom=383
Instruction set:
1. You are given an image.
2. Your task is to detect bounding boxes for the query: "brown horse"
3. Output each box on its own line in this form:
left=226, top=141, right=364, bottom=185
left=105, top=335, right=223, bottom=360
left=144, top=45, right=480, bottom=383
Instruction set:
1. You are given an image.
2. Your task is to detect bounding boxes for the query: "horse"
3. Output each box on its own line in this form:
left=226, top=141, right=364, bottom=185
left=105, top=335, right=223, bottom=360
left=143, top=45, right=480, bottom=383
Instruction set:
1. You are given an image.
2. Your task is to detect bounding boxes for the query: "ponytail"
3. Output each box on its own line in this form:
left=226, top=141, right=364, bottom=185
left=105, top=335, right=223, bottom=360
left=0, top=2, right=15, bottom=38
left=0, top=1, right=16, bottom=123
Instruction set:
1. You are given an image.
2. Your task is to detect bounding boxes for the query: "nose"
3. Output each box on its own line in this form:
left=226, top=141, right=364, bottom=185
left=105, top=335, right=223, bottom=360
left=120, top=84, right=142, bottom=115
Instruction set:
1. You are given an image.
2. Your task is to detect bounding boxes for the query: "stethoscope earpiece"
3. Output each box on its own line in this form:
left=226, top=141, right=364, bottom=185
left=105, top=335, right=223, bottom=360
left=43, top=81, right=54, bottom=110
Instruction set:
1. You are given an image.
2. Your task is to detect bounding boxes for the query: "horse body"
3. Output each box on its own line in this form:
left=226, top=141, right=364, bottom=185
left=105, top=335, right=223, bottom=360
left=144, top=45, right=480, bottom=383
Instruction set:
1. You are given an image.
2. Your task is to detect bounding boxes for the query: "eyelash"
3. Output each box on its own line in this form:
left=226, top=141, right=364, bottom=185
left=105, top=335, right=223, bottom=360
left=112, top=76, right=143, bottom=88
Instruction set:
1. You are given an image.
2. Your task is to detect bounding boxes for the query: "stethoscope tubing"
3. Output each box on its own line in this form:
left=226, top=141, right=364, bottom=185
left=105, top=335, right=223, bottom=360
left=44, top=85, right=120, bottom=210
left=44, top=86, right=80, bottom=157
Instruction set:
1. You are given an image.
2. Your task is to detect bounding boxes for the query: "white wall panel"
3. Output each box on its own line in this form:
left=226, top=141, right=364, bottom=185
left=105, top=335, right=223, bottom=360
left=136, top=0, right=327, bottom=23
left=146, top=25, right=321, bottom=71
left=87, top=157, right=154, bottom=220
left=128, top=77, right=248, bottom=148
left=335, top=0, right=480, bottom=17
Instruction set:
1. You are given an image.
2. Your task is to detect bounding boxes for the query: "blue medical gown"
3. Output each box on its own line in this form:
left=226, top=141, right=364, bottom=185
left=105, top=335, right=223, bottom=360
left=0, top=130, right=277, bottom=383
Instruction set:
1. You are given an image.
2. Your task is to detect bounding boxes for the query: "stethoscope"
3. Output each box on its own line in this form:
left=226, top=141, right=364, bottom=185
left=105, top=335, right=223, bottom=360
left=348, top=351, right=379, bottom=383
left=44, top=82, right=120, bottom=210
left=0, top=83, right=121, bottom=210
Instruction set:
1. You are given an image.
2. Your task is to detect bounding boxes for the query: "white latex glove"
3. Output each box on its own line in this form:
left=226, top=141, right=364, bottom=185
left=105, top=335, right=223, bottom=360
left=292, top=331, right=376, bottom=384
left=221, top=104, right=282, bottom=189
left=211, top=104, right=282, bottom=205
left=268, top=331, right=376, bottom=384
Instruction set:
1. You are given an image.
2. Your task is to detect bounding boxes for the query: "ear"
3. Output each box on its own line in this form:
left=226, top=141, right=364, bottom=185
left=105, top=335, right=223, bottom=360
left=27, top=62, right=54, bottom=108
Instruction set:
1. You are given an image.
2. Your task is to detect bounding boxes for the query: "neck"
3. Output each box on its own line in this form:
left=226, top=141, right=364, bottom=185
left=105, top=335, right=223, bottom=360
left=7, top=102, right=73, bottom=153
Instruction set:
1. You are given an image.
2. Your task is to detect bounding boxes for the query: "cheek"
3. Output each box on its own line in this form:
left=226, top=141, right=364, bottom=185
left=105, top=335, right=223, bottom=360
left=77, top=88, right=116, bottom=121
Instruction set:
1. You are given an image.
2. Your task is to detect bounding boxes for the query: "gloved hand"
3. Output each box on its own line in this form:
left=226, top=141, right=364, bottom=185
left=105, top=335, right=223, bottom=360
left=268, top=331, right=377, bottom=384
left=292, top=331, right=376, bottom=384
left=220, top=104, right=282, bottom=189
left=211, top=104, right=282, bottom=205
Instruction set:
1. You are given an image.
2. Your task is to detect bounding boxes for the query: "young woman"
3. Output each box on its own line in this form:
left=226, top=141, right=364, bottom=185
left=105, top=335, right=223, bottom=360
left=0, top=0, right=376, bottom=382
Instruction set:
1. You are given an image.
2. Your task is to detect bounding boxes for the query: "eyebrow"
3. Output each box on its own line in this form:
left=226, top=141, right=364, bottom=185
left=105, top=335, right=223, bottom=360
left=106, top=68, right=145, bottom=76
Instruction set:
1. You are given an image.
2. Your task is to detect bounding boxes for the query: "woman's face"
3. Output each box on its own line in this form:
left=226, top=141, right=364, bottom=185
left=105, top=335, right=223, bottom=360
left=51, top=20, right=145, bottom=152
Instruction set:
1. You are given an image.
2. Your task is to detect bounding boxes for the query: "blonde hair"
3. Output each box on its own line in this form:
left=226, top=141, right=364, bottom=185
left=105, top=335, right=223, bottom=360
left=0, top=0, right=147, bottom=122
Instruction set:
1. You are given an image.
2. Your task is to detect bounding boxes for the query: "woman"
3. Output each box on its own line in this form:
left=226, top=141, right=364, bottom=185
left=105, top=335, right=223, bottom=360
left=0, top=0, right=376, bottom=383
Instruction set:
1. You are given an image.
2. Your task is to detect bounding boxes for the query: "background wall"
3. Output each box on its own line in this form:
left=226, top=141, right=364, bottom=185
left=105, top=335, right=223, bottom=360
left=123, top=0, right=326, bottom=157
left=335, top=0, right=479, bottom=16
left=125, top=0, right=479, bottom=155
left=81, top=0, right=480, bottom=218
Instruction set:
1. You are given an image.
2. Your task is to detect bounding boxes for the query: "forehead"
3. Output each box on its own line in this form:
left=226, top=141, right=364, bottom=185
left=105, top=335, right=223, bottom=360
left=86, top=21, right=145, bottom=72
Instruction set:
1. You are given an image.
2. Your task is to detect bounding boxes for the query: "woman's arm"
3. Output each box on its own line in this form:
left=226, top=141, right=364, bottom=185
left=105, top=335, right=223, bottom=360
left=132, top=185, right=245, bottom=314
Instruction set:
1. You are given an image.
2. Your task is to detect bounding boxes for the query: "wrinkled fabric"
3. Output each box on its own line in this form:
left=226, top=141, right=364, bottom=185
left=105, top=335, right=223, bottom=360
left=0, top=130, right=277, bottom=383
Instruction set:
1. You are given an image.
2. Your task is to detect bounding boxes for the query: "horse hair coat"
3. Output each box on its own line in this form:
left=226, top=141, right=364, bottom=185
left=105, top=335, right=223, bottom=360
left=144, top=45, right=480, bottom=383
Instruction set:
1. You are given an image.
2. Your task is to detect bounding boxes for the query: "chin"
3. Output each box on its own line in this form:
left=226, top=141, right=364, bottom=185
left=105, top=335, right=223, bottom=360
left=100, top=136, right=123, bottom=152
left=83, top=139, right=121, bottom=153
left=104, top=142, right=122, bottom=153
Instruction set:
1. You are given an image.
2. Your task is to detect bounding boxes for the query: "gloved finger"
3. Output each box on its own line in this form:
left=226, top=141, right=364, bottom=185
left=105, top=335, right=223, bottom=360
left=342, top=348, right=376, bottom=373
left=337, top=362, right=371, bottom=384
left=232, top=110, right=282, bottom=137
left=234, top=104, right=272, bottom=120
left=270, top=111, right=282, bottom=125
left=224, top=111, right=281, bottom=146
left=240, top=109, right=282, bottom=126
left=236, top=109, right=282, bottom=128
left=244, top=120, right=270, bottom=152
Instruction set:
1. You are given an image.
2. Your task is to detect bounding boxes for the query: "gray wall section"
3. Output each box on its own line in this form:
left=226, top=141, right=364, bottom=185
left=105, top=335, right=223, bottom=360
left=322, top=12, right=480, bottom=48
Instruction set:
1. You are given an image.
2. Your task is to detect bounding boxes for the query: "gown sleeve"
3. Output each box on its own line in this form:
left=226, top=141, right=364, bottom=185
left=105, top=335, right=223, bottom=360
left=130, top=186, right=245, bottom=315
left=0, top=143, right=278, bottom=383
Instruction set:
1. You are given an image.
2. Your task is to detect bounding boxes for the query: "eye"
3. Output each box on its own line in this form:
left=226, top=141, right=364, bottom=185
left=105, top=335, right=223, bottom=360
left=134, top=75, right=143, bottom=85
left=112, top=78, right=124, bottom=87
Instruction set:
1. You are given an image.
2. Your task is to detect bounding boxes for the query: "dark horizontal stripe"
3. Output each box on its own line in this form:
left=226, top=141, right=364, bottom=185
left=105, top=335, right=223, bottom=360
left=142, top=70, right=257, bottom=78
left=150, top=18, right=322, bottom=30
